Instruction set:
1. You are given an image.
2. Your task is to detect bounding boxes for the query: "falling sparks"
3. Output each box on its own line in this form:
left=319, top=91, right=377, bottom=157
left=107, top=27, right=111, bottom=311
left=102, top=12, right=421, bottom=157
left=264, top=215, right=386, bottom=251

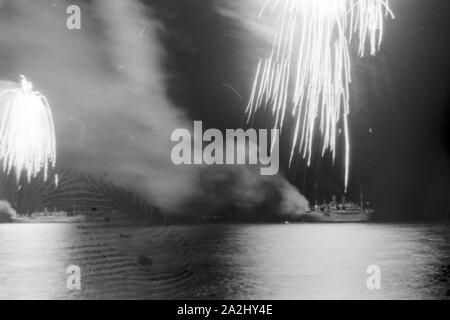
left=0, top=76, right=56, bottom=183
left=246, top=0, right=394, bottom=191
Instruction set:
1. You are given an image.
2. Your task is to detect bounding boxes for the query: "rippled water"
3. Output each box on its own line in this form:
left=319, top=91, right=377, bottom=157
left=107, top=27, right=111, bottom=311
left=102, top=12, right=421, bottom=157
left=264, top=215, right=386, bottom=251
left=0, top=222, right=449, bottom=299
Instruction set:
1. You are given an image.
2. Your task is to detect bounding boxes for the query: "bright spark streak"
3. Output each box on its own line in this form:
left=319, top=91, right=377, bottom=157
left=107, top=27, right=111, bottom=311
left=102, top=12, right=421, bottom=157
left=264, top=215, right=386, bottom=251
left=0, top=76, right=56, bottom=183
left=246, top=0, right=394, bottom=191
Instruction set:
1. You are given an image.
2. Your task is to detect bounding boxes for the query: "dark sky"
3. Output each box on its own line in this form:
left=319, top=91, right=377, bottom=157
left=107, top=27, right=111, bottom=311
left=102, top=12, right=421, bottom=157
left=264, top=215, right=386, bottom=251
left=151, top=0, right=450, bottom=219
left=0, top=0, right=448, bottom=220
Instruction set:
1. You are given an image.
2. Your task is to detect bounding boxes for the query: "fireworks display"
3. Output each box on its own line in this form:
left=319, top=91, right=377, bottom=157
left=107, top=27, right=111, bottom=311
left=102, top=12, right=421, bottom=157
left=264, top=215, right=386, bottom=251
left=246, top=0, right=394, bottom=191
left=0, top=76, right=56, bottom=183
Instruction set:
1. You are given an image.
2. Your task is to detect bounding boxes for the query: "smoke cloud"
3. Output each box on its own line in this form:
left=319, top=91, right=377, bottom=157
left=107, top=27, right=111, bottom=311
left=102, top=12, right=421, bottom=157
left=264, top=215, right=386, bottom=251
left=0, top=0, right=199, bottom=211
left=0, top=0, right=308, bottom=218
left=0, top=200, right=16, bottom=222
left=182, top=164, right=309, bottom=220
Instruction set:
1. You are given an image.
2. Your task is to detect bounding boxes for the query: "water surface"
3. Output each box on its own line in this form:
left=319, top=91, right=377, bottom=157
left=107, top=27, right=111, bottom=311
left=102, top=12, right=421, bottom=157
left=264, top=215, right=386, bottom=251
left=0, top=222, right=449, bottom=299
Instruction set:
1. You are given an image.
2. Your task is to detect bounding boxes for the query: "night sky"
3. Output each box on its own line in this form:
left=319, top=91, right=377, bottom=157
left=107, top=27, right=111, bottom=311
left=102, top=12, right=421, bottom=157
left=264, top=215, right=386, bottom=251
left=0, top=0, right=448, bottom=220
left=150, top=0, right=450, bottom=219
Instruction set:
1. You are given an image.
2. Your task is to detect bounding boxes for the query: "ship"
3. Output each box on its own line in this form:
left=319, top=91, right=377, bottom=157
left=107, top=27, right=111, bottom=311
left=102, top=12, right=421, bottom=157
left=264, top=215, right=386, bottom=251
left=299, top=190, right=373, bottom=223
left=300, top=204, right=373, bottom=222
left=13, top=210, right=85, bottom=224
left=13, top=214, right=85, bottom=223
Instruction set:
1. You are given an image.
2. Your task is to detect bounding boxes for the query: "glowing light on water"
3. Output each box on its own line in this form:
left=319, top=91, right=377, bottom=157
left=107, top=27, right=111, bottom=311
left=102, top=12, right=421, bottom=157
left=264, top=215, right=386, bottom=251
left=0, top=76, right=56, bottom=182
left=246, top=0, right=394, bottom=191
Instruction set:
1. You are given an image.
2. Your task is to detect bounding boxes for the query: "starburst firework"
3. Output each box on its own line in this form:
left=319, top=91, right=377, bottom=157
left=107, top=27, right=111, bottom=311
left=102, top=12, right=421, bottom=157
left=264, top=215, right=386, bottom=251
left=0, top=76, right=56, bottom=183
left=246, top=0, right=394, bottom=190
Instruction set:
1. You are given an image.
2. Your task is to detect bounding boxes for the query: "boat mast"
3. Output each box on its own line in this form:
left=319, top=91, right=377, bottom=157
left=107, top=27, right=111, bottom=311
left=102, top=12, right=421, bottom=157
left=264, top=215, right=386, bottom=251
left=360, top=184, right=364, bottom=209
left=314, top=180, right=318, bottom=207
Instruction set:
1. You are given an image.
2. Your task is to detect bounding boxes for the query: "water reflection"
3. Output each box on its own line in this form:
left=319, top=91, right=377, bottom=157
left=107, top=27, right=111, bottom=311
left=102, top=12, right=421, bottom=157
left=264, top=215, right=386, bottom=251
left=0, top=223, right=449, bottom=299
left=0, top=224, right=74, bottom=299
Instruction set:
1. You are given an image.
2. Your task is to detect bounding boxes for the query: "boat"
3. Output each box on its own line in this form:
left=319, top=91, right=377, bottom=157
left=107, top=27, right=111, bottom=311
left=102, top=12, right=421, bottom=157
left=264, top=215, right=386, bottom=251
left=299, top=190, right=373, bottom=222
left=300, top=204, right=373, bottom=222
left=13, top=211, right=85, bottom=223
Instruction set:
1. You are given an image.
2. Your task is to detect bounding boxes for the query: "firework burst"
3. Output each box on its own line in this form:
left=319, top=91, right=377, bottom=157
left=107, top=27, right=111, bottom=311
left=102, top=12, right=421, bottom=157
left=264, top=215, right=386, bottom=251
left=246, top=0, right=394, bottom=191
left=0, top=76, right=56, bottom=183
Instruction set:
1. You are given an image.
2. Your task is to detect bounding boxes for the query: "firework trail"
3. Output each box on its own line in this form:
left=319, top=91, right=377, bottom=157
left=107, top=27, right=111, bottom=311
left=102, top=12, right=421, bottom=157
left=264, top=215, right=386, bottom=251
left=246, top=0, right=394, bottom=191
left=0, top=76, right=56, bottom=183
